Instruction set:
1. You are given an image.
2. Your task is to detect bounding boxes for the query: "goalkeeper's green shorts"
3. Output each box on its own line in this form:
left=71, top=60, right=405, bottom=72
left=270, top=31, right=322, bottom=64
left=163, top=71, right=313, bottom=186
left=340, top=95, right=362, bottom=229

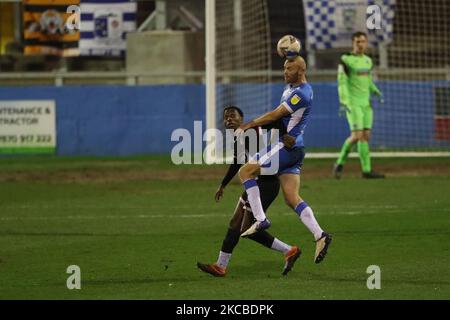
left=346, top=104, right=373, bottom=131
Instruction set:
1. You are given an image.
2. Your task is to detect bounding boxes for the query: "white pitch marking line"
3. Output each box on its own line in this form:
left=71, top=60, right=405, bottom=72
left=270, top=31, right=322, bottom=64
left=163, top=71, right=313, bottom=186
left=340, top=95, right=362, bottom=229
left=1, top=208, right=449, bottom=221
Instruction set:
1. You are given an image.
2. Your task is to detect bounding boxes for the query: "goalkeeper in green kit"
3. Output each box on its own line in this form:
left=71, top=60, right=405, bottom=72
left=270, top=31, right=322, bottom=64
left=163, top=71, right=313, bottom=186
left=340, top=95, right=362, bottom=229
left=333, top=31, right=385, bottom=179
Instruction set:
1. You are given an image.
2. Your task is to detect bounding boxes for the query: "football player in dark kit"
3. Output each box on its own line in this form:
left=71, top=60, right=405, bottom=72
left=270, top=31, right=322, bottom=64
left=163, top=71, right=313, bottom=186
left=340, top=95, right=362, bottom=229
left=197, top=106, right=301, bottom=277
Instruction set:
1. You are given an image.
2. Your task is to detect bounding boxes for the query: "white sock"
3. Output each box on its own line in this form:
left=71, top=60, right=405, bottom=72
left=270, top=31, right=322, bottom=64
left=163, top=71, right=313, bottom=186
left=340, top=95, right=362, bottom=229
left=243, top=179, right=266, bottom=222
left=216, top=251, right=231, bottom=269
left=271, top=238, right=292, bottom=254
left=295, top=202, right=324, bottom=241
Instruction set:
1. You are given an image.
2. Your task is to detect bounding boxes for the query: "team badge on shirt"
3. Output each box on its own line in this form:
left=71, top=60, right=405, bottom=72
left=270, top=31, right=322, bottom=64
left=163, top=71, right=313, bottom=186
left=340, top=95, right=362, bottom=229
left=290, top=94, right=301, bottom=105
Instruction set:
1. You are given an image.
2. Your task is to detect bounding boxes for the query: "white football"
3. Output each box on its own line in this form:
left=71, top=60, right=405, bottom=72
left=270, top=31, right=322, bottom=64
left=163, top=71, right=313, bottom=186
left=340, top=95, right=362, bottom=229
left=276, top=35, right=301, bottom=59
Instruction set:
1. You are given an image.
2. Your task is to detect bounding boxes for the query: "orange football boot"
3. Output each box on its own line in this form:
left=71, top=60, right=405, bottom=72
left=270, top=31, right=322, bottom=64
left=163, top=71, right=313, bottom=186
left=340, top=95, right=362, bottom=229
left=282, top=246, right=301, bottom=275
left=197, top=262, right=226, bottom=277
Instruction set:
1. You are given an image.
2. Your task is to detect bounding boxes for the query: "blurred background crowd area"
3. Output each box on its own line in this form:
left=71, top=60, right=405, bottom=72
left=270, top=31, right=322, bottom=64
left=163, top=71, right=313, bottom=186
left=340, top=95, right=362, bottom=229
left=0, top=0, right=448, bottom=85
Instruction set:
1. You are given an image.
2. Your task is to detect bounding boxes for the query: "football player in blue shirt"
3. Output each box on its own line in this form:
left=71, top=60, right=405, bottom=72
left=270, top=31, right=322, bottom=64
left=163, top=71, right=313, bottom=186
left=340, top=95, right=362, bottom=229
left=235, top=56, right=332, bottom=263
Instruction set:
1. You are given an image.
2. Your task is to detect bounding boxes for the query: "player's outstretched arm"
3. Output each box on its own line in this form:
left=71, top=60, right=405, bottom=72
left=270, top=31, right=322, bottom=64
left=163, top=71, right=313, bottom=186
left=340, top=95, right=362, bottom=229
left=261, top=117, right=296, bottom=148
left=237, top=105, right=291, bottom=133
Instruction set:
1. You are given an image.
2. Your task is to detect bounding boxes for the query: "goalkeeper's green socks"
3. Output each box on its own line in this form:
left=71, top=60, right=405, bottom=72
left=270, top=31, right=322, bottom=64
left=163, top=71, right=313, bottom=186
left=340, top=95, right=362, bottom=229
left=336, top=139, right=353, bottom=165
left=337, top=139, right=372, bottom=173
left=357, top=141, right=371, bottom=173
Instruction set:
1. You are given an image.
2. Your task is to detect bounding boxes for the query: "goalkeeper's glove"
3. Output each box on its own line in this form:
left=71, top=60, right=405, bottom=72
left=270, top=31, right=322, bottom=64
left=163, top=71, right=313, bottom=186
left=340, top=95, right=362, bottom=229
left=339, top=104, right=350, bottom=117
left=373, top=90, right=384, bottom=105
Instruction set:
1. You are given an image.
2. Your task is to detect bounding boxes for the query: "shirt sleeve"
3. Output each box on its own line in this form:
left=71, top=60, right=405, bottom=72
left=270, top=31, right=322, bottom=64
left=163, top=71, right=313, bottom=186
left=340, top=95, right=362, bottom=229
left=369, top=71, right=382, bottom=96
left=282, top=90, right=308, bottom=113
left=337, top=55, right=350, bottom=106
left=220, top=163, right=242, bottom=187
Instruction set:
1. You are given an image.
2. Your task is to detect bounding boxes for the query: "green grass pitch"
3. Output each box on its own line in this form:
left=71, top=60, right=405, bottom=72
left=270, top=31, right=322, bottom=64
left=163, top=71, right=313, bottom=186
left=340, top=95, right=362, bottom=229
left=0, top=156, right=449, bottom=299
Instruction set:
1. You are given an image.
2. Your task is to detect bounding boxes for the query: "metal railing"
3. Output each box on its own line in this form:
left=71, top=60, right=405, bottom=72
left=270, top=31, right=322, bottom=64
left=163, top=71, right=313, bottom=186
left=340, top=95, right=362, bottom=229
left=0, top=68, right=450, bottom=86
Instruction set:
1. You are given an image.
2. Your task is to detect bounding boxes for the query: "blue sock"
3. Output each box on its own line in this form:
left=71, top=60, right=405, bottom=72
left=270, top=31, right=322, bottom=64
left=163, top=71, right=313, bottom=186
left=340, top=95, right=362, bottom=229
left=295, top=201, right=308, bottom=217
left=243, top=179, right=258, bottom=190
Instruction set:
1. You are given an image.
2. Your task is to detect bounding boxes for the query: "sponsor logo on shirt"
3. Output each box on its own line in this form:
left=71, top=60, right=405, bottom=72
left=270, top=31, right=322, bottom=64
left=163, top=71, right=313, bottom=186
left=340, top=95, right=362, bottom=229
left=290, top=94, right=301, bottom=105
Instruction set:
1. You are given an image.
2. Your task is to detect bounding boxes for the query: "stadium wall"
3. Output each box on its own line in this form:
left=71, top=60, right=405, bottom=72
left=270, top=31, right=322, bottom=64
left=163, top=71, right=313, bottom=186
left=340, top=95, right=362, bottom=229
left=0, top=85, right=205, bottom=156
left=0, top=82, right=447, bottom=156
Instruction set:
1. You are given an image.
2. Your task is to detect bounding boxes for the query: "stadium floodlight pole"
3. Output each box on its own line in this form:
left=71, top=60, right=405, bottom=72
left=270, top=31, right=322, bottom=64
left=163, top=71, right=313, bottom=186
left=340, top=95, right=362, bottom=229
left=307, top=50, right=316, bottom=69
left=205, top=0, right=216, bottom=164
left=379, top=43, right=388, bottom=68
